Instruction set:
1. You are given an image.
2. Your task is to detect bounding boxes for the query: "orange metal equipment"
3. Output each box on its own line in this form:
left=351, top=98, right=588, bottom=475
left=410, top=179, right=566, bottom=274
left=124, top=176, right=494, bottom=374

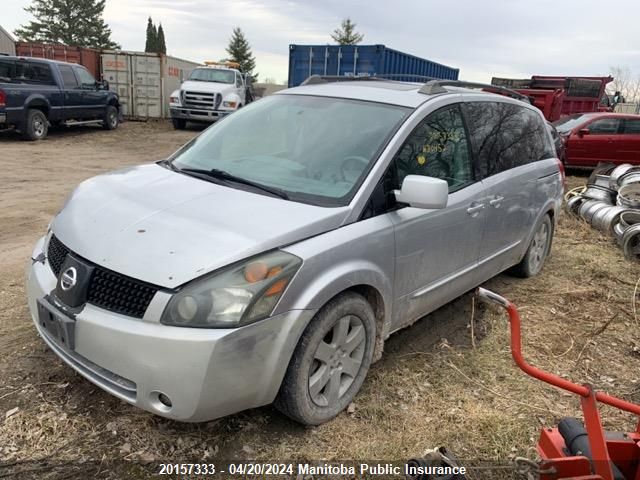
left=476, top=288, right=640, bottom=480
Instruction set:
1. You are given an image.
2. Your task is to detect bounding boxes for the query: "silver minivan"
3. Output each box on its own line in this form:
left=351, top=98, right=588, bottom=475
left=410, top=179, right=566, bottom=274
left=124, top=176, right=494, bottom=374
left=26, top=78, right=563, bottom=425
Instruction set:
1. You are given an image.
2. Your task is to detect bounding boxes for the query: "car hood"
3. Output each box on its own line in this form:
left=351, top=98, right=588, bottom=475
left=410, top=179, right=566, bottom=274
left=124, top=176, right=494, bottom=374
left=180, top=80, right=236, bottom=96
left=52, top=164, right=350, bottom=288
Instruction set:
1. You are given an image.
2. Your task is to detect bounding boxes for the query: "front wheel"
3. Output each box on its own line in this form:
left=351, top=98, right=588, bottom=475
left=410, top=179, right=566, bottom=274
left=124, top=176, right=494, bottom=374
left=21, top=109, right=48, bottom=141
left=102, top=105, right=119, bottom=130
left=172, top=118, right=187, bottom=130
left=511, top=214, right=553, bottom=277
left=275, top=292, right=376, bottom=425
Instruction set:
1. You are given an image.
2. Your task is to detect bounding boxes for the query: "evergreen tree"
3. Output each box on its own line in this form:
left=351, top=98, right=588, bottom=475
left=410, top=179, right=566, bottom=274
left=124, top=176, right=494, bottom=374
left=14, top=0, right=119, bottom=49
left=152, top=23, right=158, bottom=52
left=157, top=23, right=166, bottom=54
left=226, top=27, right=257, bottom=80
left=144, top=16, right=156, bottom=53
left=330, top=18, right=364, bottom=45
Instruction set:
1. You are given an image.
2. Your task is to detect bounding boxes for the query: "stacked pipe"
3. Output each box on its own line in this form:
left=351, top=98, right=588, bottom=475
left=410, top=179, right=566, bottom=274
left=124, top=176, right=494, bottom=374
left=565, top=164, right=640, bottom=261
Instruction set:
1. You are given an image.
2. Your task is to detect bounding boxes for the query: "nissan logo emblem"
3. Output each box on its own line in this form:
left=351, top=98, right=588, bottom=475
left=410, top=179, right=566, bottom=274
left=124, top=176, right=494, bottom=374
left=60, top=267, right=78, bottom=291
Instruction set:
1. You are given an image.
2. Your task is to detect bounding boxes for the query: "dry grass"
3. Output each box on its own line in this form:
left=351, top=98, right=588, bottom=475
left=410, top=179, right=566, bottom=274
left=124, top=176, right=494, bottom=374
left=1, top=127, right=639, bottom=478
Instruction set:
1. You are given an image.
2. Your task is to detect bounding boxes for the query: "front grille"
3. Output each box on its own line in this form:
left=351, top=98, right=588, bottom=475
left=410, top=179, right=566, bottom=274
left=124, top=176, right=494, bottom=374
left=48, top=235, right=69, bottom=277
left=46, top=235, right=158, bottom=318
left=183, top=91, right=221, bottom=109
left=87, top=268, right=157, bottom=318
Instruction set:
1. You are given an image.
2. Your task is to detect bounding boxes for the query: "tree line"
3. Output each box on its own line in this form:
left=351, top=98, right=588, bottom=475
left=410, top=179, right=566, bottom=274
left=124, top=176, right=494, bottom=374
left=13, top=0, right=366, bottom=82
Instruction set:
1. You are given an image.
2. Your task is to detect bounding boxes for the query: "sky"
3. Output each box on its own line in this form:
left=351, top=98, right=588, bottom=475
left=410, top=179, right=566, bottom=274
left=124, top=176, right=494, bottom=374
left=3, top=0, right=640, bottom=85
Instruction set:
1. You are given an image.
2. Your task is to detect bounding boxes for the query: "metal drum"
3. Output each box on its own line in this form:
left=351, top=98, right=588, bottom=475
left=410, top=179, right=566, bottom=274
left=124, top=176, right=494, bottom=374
left=619, top=210, right=640, bottom=229
left=618, top=171, right=640, bottom=188
left=613, top=221, right=626, bottom=246
left=591, top=206, right=627, bottom=234
left=582, top=185, right=614, bottom=204
left=565, top=195, right=584, bottom=216
left=622, top=224, right=640, bottom=260
left=617, top=184, right=640, bottom=208
left=583, top=202, right=610, bottom=225
left=609, top=164, right=634, bottom=190
left=588, top=174, right=611, bottom=188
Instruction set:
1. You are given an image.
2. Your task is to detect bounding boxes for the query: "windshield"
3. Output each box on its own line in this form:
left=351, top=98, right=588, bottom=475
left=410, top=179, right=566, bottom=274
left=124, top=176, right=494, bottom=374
left=189, top=68, right=235, bottom=84
left=553, top=114, right=590, bottom=133
left=170, top=95, right=410, bottom=206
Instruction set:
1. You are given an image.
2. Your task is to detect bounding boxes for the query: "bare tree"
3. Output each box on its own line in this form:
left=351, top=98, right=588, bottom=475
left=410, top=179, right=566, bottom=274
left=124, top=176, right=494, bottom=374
left=608, top=66, right=640, bottom=103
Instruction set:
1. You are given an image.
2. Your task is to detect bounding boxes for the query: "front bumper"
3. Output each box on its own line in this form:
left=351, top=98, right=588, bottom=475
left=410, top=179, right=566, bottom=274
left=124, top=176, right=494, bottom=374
left=26, top=239, right=315, bottom=422
left=170, top=107, right=232, bottom=123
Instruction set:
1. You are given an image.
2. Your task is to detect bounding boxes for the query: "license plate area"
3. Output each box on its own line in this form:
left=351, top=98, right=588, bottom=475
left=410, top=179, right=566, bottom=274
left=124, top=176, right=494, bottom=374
left=37, top=300, right=75, bottom=350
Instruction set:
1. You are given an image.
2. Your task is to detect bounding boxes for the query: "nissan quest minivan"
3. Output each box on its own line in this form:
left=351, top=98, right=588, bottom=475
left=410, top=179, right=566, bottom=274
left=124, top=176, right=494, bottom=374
left=26, top=78, right=563, bottom=425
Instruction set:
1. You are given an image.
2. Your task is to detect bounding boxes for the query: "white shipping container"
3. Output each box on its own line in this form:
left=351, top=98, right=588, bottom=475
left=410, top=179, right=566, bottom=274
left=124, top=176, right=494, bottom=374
left=162, top=56, right=202, bottom=117
left=101, top=51, right=201, bottom=119
left=132, top=54, right=162, bottom=118
left=101, top=52, right=133, bottom=117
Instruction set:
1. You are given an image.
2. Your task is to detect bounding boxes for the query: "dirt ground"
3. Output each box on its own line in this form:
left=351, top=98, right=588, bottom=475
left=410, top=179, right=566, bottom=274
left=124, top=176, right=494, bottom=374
left=1, top=122, right=639, bottom=479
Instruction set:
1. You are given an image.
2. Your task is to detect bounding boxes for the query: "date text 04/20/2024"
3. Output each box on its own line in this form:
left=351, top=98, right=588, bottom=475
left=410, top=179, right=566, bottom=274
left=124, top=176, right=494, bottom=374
left=158, top=462, right=468, bottom=476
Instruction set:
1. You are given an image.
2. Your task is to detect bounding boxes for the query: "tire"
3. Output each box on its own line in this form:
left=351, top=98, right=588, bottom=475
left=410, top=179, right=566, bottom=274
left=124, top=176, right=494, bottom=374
left=102, top=105, right=119, bottom=130
left=275, top=292, right=376, bottom=425
left=511, top=214, right=553, bottom=278
left=172, top=118, right=187, bottom=130
left=21, top=109, right=48, bottom=141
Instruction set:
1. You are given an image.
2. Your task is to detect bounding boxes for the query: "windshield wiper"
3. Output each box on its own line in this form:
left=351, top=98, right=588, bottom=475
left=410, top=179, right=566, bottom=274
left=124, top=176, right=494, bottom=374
left=179, top=167, right=290, bottom=200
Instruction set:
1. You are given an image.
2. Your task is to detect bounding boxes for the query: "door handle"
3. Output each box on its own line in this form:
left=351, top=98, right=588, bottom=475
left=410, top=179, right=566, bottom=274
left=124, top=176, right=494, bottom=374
left=466, top=203, right=485, bottom=215
left=489, top=195, right=505, bottom=207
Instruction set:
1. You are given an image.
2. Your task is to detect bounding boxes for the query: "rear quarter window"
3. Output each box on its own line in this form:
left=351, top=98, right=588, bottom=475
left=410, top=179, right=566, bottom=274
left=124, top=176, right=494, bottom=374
left=463, top=101, right=555, bottom=178
left=0, top=59, right=15, bottom=80
left=12, top=62, right=56, bottom=85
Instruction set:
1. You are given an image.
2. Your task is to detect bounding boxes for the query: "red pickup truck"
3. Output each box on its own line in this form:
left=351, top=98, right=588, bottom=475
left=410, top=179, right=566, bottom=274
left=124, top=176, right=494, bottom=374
left=491, top=76, right=613, bottom=122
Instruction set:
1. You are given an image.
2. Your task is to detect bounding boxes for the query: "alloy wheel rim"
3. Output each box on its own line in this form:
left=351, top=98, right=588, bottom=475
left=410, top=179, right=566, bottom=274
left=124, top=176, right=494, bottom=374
left=109, top=112, right=117, bottom=127
left=529, top=222, right=549, bottom=273
left=308, top=315, right=366, bottom=407
left=34, top=119, right=44, bottom=137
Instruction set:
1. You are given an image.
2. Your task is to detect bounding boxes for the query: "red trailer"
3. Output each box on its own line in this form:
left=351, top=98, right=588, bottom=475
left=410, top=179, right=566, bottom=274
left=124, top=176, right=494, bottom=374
left=491, top=75, right=614, bottom=122
left=14, top=41, right=102, bottom=79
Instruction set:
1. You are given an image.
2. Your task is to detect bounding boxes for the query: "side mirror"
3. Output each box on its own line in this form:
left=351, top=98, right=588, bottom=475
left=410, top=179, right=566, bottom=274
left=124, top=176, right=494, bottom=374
left=394, top=175, right=448, bottom=209
left=577, top=128, right=590, bottom=137
left=99, top=79, right=110, bottom=90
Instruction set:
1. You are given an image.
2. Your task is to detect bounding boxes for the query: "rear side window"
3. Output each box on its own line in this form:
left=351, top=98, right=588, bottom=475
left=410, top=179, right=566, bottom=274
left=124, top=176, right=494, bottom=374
left=58, top=65, right=78, bottom=88
left=621, top=119, right=640, bottom=134
left=587, top=118, right=620, bottom=134
left=463, top=101, right=554, bottom=178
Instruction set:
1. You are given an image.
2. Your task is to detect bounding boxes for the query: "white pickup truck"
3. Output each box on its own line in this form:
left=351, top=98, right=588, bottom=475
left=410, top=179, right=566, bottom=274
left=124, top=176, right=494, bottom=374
left=169, top=62, right=252, bottom=129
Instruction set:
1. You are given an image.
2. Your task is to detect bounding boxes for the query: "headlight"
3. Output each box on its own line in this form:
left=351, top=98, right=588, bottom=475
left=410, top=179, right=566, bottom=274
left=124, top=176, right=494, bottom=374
left=160, top=251, right=301, bottom=328
left=222, top=101, right=238, bottom=108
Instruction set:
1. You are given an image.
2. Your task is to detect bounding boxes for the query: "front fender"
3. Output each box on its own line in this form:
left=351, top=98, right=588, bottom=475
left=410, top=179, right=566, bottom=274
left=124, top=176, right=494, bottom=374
left=275, top=215, right=395, bottom=341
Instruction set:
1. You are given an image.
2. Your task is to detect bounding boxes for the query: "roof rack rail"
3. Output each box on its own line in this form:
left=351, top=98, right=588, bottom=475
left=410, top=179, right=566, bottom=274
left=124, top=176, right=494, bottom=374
left=419, top=80, right=532, bottom=103
left=300, top=75, right=383, bottom=86
left=300, top=74, right=439, bottom=86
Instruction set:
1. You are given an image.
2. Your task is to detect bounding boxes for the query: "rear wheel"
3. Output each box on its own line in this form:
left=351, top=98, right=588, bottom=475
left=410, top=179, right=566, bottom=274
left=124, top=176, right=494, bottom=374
left=511, top=214, right=553, bottom=277
left=21, top=109, right=48, bottom=141
left=172, top=118, right=187, bottom=130
left=275, top=292, right=375, bottom=425
left=102, top=105, right=119, bottom=130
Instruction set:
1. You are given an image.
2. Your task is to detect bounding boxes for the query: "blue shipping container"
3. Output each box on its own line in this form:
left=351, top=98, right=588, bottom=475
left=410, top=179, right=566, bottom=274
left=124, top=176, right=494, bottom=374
left=288, top=44, right=459, bottom=87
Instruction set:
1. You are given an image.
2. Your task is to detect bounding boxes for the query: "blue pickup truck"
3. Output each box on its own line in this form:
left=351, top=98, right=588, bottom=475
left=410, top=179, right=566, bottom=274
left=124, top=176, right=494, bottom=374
left=0, top=56, right=121, bottom=140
